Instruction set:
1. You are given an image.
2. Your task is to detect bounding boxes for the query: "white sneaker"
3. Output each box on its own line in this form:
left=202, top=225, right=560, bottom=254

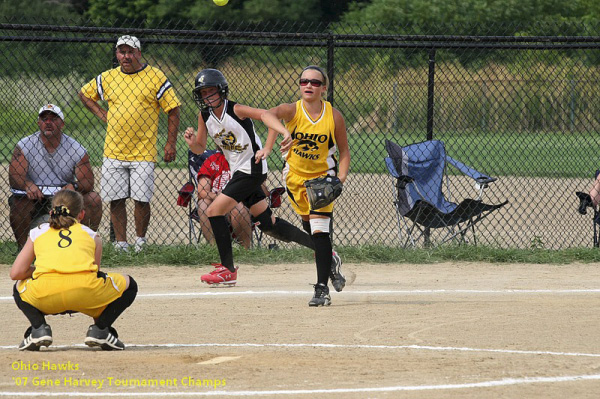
left=113, top=241, right=129, bottom=253
left=133, top=237, right=147, bottom=253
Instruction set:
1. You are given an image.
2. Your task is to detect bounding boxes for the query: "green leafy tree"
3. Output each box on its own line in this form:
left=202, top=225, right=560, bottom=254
left=85, top=0, right=354, bottom=26
left=341, top=0, right=599, bottom=32
left=0, top=0, right=83, bottom=21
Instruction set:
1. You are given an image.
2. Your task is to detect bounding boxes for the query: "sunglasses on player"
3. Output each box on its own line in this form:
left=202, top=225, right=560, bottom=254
left=299, top=78, right=323, bottom=87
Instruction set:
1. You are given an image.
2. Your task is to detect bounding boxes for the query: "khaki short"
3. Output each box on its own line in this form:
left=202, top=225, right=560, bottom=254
left=17, top=271, right=128, bottom=319
left=101, top=157, right=155, bottom=202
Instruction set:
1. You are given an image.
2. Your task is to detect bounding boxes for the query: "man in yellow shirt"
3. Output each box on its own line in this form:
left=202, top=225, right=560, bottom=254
left=79, top=35, right=181, bottom=252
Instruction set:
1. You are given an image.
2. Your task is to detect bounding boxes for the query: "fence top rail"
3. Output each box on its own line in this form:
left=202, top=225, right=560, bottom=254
left=1, top=23, right=599, bottom=45
left=2, top=35, right=599, bottom=51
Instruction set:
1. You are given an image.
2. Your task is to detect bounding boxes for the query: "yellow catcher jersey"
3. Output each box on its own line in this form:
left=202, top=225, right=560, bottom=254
left=81, top=65, right=181, bottom=162
left=30, top=223, right=98, bottom=278
left=285, top=100, right=338, bottom=177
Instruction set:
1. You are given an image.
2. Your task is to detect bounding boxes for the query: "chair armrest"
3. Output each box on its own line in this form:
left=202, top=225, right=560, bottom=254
left=475, top=176, right=497, bottom=185
left=447, top=155, right=496, bottom=186
left=385, top=157, right=415, bottom=188
left=576, top=191, right=594, bottom=215
left=396, top=175, right=414, bottom=189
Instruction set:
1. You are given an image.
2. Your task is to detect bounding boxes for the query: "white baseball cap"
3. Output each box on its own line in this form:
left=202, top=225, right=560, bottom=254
left=116, top=35, right=141, bottom=50
left=38, top=104, right=64, bottom=121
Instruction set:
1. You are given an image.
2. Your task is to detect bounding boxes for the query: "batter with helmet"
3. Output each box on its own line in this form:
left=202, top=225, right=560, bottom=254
left=183, top=69, right=345, bottom=289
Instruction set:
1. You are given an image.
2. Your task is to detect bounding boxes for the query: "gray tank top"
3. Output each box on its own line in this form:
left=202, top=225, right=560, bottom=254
left=17, top=131, right=87, bottom=188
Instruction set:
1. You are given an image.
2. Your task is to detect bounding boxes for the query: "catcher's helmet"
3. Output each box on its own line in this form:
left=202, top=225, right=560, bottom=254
left=193, top=69, right=229, bottom=110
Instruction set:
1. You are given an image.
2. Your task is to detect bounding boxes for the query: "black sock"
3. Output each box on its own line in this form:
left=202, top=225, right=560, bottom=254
left=95, top=278, right=138, bottom=330
left=13, top=284, right=46, bottom=328
left=312, top=232, right=332, bottom=286
left=209, top=215, right=235, bottom=272
left=302, top=220, right=311, bottom=235
left=268, top=218, right=315, bottom=249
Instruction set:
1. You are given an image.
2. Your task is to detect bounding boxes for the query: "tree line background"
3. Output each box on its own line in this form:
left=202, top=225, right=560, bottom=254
left=1, top=0, right=599, bottom=29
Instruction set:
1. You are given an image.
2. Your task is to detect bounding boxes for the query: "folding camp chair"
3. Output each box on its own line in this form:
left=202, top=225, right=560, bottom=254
left=575, top=170, right=600, bottom=248
left=177, top=149, right=285, bottom=248
left=384, top=139, right=508, bottom=247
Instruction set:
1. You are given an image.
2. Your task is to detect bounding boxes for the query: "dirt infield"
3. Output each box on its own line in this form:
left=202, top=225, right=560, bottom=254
left=1, top=262, right=600, bottom=398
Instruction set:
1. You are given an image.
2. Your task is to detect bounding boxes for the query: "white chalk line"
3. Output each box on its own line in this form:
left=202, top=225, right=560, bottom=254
left=1, top=373, right=600, bottom=396
left=1, top=341, right=599, bottom=358
left=2, top=288, right=600, bottom=302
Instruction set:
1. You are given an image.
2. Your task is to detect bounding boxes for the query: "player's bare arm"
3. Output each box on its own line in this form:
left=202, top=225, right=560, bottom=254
left=262, top=103, right=297, bottom=153
left=78, top=91, right=107, bottom=123
left=164, top=106, right=180, bottom=163
left=94, top=235, right=103, bottom=266
left=10, top=238, right=35, bottom=280
left=255, top=128, right=279, bottom=163
left=333, top=108, right=350, bottom=184
left=233, top=103, right=265, bottom=121
left=184, top=113, right=208, bottom=155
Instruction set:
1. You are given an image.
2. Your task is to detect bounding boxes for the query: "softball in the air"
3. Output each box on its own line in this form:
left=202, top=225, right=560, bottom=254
left=213, top=0, right=228, bottom=6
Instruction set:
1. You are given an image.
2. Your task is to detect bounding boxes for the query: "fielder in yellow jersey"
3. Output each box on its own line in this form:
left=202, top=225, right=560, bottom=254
left=259, top=65, right=351, bottom=307
left=10, top=190, right=137, bottom=351
left=283, top=99, right=339, bottom=215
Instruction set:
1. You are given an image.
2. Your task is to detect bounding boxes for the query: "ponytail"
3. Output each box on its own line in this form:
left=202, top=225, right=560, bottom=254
left=49, top=190, right=83, bottom=230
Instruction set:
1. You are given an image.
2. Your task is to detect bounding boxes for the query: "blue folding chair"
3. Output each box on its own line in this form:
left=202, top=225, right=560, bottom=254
left=384, top=139, right=508, bottom=247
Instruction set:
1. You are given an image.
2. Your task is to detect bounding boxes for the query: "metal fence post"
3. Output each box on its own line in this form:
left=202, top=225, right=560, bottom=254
left=426, top=48, right=436, bottom=141
left=327, top=32, right=334, bottom=105
left=425, top=48, right=437, bottom=246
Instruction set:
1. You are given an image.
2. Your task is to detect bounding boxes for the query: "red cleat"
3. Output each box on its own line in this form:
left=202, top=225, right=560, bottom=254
left=201, top=264, right=238, bottom=286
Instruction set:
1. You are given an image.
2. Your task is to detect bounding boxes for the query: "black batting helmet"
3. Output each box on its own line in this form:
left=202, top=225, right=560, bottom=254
left=193, top=69, right=229, bottom=110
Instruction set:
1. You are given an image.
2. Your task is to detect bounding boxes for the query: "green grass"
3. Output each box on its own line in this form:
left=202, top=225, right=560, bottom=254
left=3, top=242, right=600, bottom=267
left=352, top=130, right=599, bottom=178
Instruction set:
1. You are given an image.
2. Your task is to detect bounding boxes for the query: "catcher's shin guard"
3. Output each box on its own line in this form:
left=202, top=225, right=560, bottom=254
left=255, top=209, right=314, bottom=249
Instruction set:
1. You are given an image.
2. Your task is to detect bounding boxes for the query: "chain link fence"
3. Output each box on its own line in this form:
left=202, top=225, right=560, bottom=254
left=1, top=21, right=599, bottom=253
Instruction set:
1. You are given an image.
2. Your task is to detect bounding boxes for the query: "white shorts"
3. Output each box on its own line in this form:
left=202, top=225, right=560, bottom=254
left=101, top=158, right=155, bottom=202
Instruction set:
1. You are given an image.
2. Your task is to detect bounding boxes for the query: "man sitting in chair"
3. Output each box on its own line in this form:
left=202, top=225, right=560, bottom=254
left=196, top=149, right=252, bottom=249
left=9, top=104, right=102, bottom=250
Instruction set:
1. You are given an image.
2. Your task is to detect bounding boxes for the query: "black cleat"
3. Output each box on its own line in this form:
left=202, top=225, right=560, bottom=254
left=85, top=325, right=125, bottom=351
left=330, top=250, right=346, bottom=292
left=19, top=324, right=52, bottom=351
left=309, top=283, right=331, bottom=307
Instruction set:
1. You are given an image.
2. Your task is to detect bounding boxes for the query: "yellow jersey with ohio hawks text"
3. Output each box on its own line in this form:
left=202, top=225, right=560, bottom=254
left=30, top=222, right=99, bottom=279
left=285, top=100, right=337, bottom=177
